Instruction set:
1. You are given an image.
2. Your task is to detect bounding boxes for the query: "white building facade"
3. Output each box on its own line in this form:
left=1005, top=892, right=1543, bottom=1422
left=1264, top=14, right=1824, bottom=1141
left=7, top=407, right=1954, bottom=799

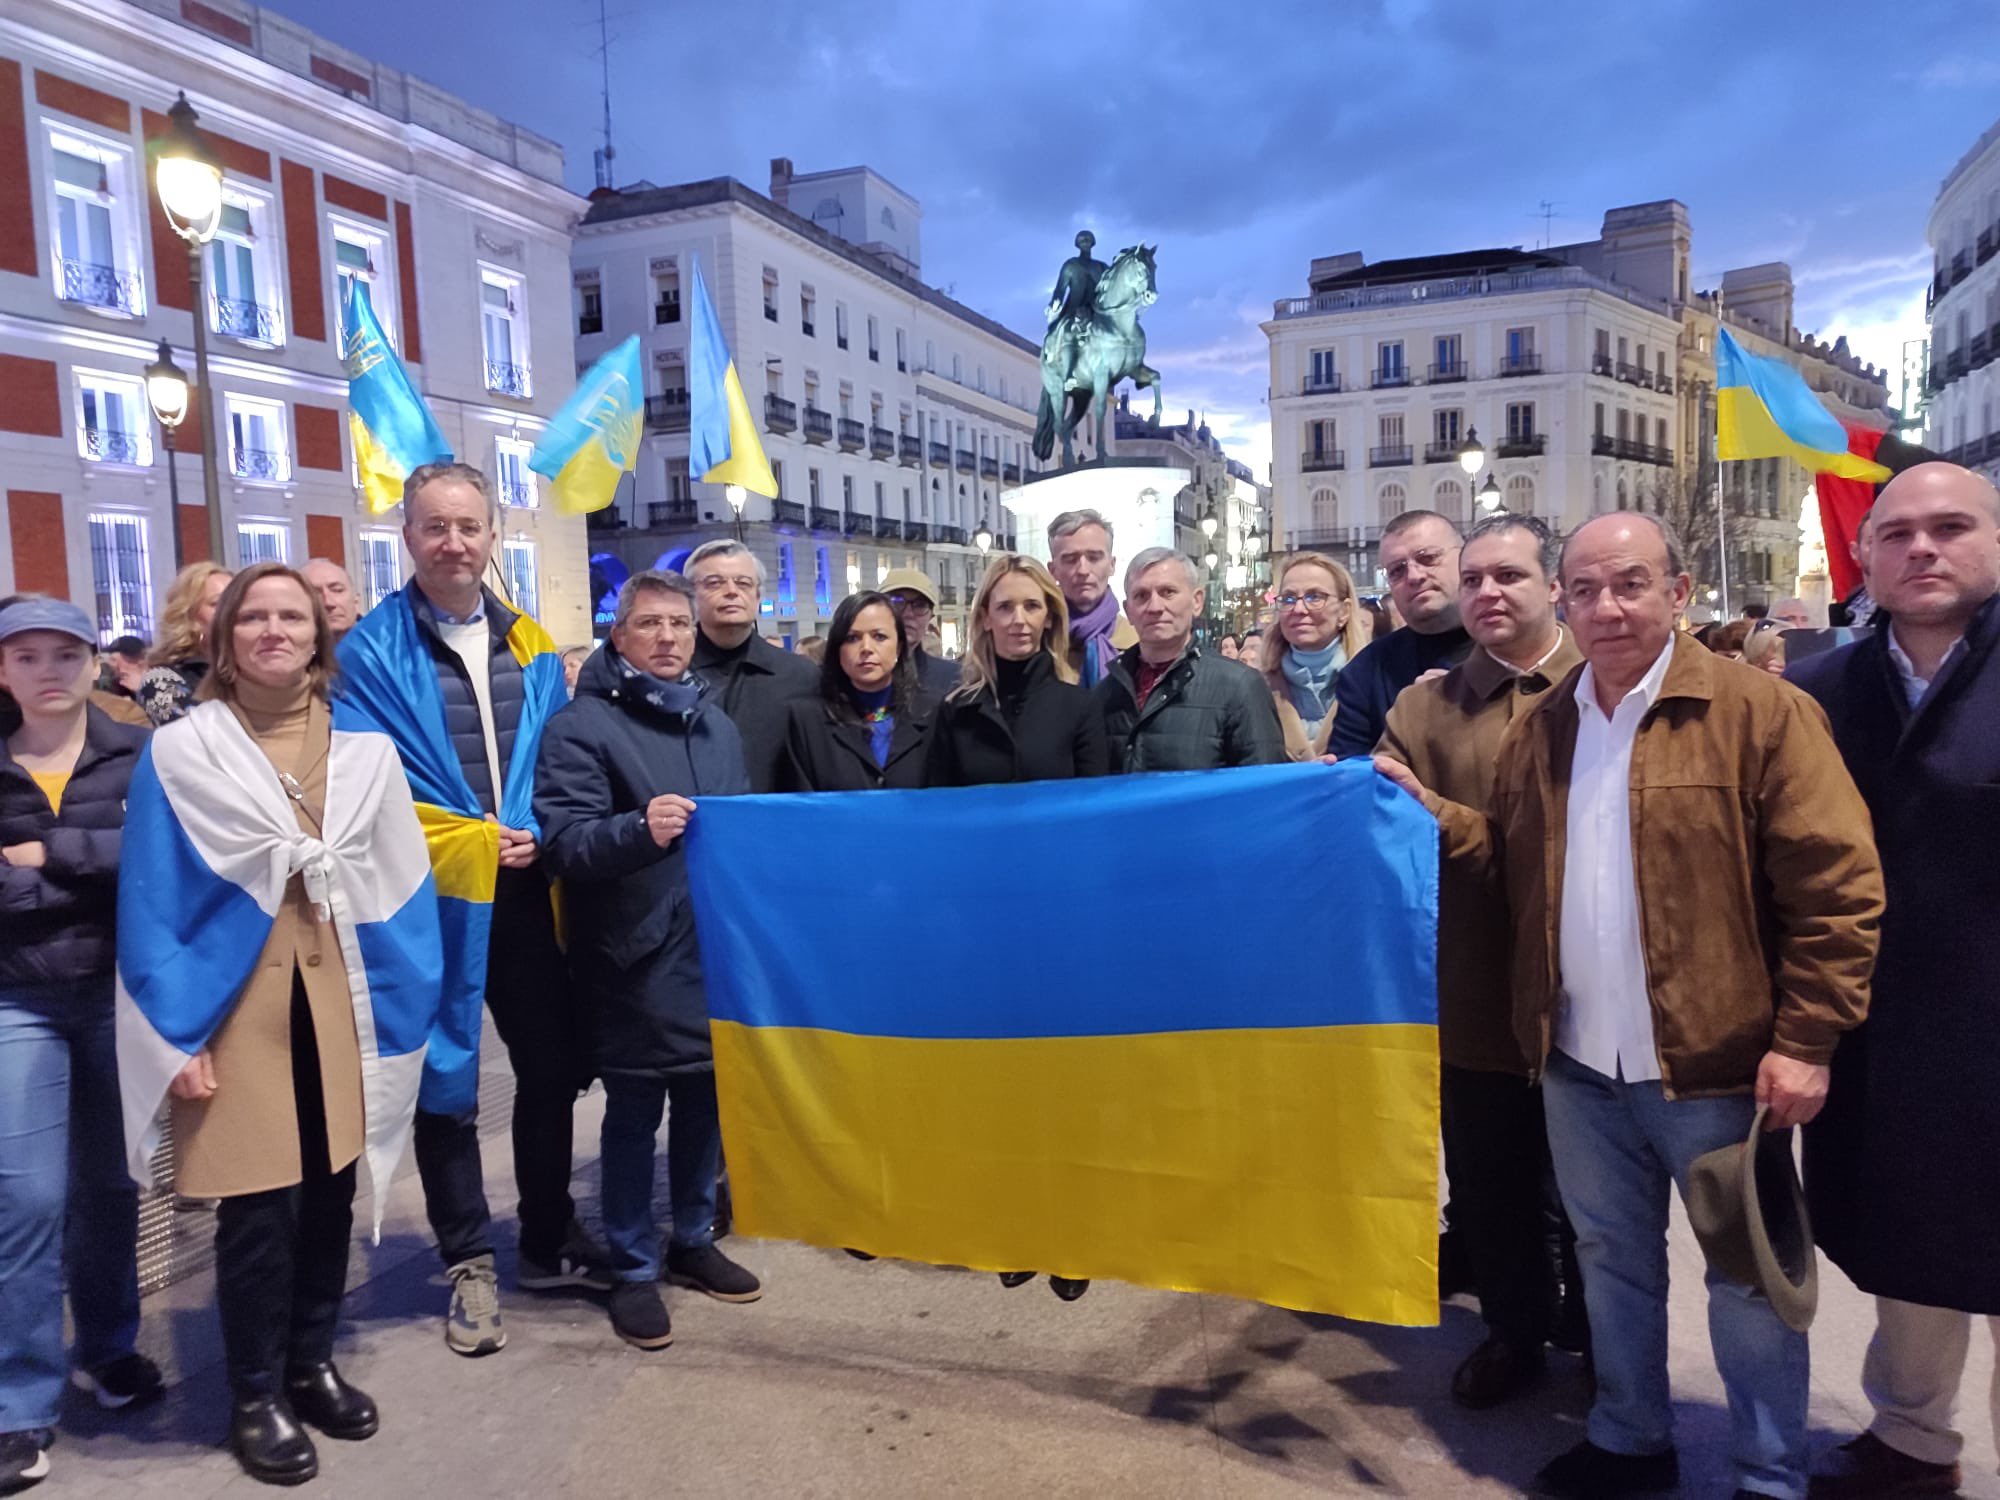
left=0, top=0, right=591, bottom=645
left=571, top=160, right=1049, bottom=651
left=1924, top=114, right=2000, bottom=481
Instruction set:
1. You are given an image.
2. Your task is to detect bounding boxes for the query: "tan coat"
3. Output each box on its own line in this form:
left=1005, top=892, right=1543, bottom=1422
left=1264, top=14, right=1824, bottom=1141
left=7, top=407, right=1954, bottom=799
left=172, top=687, right=365, bottom=1197
left=1062, top=614, right=1138, bottom=680
left=1427, top=634, right=1885, bottom=1098
left=1271, top=691, right=1336, bottom=762
left=1377, top=631, right=1582, bottom=1073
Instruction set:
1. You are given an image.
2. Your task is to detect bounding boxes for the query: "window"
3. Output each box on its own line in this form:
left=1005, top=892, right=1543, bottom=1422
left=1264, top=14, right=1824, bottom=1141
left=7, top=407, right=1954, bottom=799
left=226, top=395, right=289, bottom=482
left=480, top=268, right=530, bottom=397
left=1617, top=336, right=1629, bottom=367
left=951, top=353, right=962, bottom=382
left=872, top=480, right=885, bottom=516
left=999, top=376, right=1008, bottom=403
left=838, top=382, right=853, bottom=419
left=1594, top=401, right=1606, bottom=437
left=808, top=468, right=822, bottom=505
left=1310, top=486, right=1338, bottom=529
left=901, top=486, right=912, bottom=521
left=1655, top=350, right=1668, bottom=383
left=1378, top=341, right=1405, bottom=380
left=651, top=257, right=680, bottom=324
left=1433, top=477, right=1466, bottom=520
left=1432, top=408, right=1462, bottom=445
left=925, top=338, right=936, bottom=372
left=237, top=520, right=289, bottom=564
left=1636, top=342, right=1648, bottom=374
left=47, top=129, right=143, bottom=315
left=496, top=436, right=537, bottom=508
left=841, top=474, right=854, bottom=509
left=1379, top=414, right=1405, bottom=445
left=1506, top=326, right=1535, bottom=360
left=835, top=302, right=849, bottom=350
left=801, top=285, right=816, bottom=337
left=575, top=273, right=603, bottom=336
left=976, top=365, right=985, bottom=393
left=1308, top=418, right=1337, bottom=456
left=74, top=370, right=148, bottom=465
left=1374, top=481, right=1407, bottom=529
left=208, top=192, right=281, bottom=344
left=332, top=221, right=391, bottom=353
left=1616, top=409, right=1631, bottom=442
left=762, top=266, right=779, bottom=323
left=87, top=512, right=151, bottom=640
left=1655, top=417, right=1669, bottom=454
left=1506, top=401, right=1536, bottom=441
left=895, top=328, right=907, bottom=372
left=358, top=528, right=401, bottom=611
left=1506, top=475, right=1535, bottom=512
left=814, top=545, right=832, bottom=611
left=1309, top=349, right=1337, bottom=389
left=502, top=538, right=539, bottom=619
left=1433, top=335, right=1461, bottom=376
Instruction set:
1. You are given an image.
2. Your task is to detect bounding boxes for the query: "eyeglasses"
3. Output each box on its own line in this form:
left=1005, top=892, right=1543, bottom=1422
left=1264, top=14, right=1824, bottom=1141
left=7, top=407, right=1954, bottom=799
left=413, top=519, right=491, bottom=542
left=1384, top=548, right=1452, bottom=584
left=694, top=575, right=759, bottom=594
left=888, top=595, right=933, bottom=614
left=1276, top=590, right=1339, bottom=610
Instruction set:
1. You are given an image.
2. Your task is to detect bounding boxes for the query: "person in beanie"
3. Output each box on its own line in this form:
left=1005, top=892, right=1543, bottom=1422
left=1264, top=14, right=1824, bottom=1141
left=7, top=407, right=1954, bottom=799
left=1046, top=509, right=1137, bottom=687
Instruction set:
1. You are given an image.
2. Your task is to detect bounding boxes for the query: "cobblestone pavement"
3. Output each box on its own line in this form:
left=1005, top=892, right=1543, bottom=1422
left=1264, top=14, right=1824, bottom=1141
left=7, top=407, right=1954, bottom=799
left=48, top=1079, right=2000, bottom=1499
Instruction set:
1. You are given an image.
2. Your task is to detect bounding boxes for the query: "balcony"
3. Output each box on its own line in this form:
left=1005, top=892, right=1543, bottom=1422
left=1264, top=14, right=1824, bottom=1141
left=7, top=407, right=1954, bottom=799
left=939, top=584, right=961, bottom=605
left=934, top=524, right=967, bottom=545
left=955, top=449, right=977, bottom=473
left=1972, top=332, right=1993, bottom=370
left=1950, top=250, right=1972, bottom=287
left=231, top=446, right=287, bottom=482
left=1369, top=444, right=1413, bottom=467
left=1500, top=353, right=1542, bottom=377
left=499, top=477, right=533, bottom=508
left=1605, top=437, right=1672, bottom=465
left=803, top=406, right=833, bottom=444
left=58, top=258, right=143, bottom=314
left=1592, top=353, right=1615, bottom=376
left=82, top=427, right=143, bottom=464
left=810, top=505, right=840, bottom=530
left=979, top=455, right=999, bottom=479
left=904, top=521, right=929, bottom=543
left=1002, top=461, right=1022, bottom=483
left=654, top=294, right=680, bottom=325
left=765, top=394, right=798, bottom=432
left=1615, top=361, right=1644, bottom=386
left=1427, top=361, right=1466, bottom=384
left=1928, top=364, right=1946, bottom=396
left=1980, top=227, right=1996, bottom=265
left=648, top=500, right=697, bottom=527
left=1303, top=373, right=1343, bottom=394
left=1592, top=433, right=1615, bottom=456
left=801, top=320, right=815, bottom=338
left=844, top=513, right=874, bottom=537
left=1496, top=433, right=1547, bottom=458
left=837, top=417, right=866, bottom=452
left=578, top=313, right=603, bottom=336
left=878, top=517, right=904, bottom=541
left=586, top=508, right=624, bottom=532
left=646, top=391, right=690, bottom=430
left=1301, top=447, right=1346, bottom=472
left=1370, top=368, right=1410, bottom=389
left=899, top=434, right=922, bottom=466
left=1423, top=440, right=1467, bottom=465
left=1947, top=349, right=1969, bottom=380
left=214, top=297, right=281, bottom=343
left=763, top=303, right=778, bottom=323
left=484, top=360, right=531, bottom=399
left=773, top=498, right=805, bottom=526
left=869, top=425, right=895, bottom=459
left=1292, top=526, right=1379, bottom=550
left=928, top=441, right=951, bottom=467
left=1656, top=372, right=1674, bottom=395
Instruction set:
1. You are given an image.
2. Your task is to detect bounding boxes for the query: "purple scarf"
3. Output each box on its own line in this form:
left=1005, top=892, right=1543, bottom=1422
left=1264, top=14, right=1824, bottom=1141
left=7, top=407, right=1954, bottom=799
left=1068, top=590, right=1122, bottom=688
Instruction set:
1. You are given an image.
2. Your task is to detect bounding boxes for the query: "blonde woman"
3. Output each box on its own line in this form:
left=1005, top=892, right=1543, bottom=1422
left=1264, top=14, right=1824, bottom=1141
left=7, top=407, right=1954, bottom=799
left=1256, top=552, right=1373, bottom=761
left=138, top=562, right=233, bottom=726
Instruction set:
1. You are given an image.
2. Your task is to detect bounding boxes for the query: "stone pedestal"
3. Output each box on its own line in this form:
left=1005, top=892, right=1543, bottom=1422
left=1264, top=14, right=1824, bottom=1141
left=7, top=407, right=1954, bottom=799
left=1000, top=458, right=1194, bottom=569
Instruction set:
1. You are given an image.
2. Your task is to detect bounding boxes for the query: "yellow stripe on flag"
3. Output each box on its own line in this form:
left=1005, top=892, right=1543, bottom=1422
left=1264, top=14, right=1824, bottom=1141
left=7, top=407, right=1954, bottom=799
left=414, top=803, right=499, bottom=904
left=700, top=362, right=778, bottom=496
left=1717, top=387, right=1890, bottom=482
left=350, top=412, right=412, bottom=515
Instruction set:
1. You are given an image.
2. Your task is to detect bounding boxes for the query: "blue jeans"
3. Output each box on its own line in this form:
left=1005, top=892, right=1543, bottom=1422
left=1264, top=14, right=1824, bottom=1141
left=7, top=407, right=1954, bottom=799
left=1542, top=1049, right=1809, bottom=1500
left=599, top=1070, right=723, bottom=1283
left=0, top=983, right=141, bottom=1435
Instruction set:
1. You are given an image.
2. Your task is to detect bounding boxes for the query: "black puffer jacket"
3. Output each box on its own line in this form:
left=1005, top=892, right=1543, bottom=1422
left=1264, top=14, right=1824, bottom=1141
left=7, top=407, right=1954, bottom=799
left=0, top=705, right=147, bottom=988
left=927, top=652, right=1109, bottom=785
left=690, top=629, right=818, bottom=794
left=408, top=584, right=531, bottom=817
left=1096, top=644, right=1286, bottom=773
left=780, top=691, right=935, bottom=791
left=534, top=645, right=749, bottom=1077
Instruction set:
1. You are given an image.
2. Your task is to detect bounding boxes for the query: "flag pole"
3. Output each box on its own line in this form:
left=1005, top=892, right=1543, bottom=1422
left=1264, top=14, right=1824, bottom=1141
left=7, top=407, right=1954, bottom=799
left=1713, top=291, right=1730, bottom=618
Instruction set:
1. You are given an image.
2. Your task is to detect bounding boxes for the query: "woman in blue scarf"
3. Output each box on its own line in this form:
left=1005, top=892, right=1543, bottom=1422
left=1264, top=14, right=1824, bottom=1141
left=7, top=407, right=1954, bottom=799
left=780, top=592, right=934, bottom=791
left=1254, top=553, right=1373, bottom=761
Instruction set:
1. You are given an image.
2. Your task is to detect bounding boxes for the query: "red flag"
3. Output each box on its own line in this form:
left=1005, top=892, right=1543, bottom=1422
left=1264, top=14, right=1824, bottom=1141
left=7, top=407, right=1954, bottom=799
left=1815, top=424, right=1889, bottom=600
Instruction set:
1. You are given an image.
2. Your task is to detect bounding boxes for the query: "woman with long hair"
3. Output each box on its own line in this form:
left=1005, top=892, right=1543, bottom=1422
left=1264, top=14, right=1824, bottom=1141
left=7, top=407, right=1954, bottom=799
left=138, top=562, right=233, bottom=726
left=1255, top=552, right=1373, bottom=761
left=116, top=564, right=438, bottom=1485
left=780, top=591, right=934, bottom=790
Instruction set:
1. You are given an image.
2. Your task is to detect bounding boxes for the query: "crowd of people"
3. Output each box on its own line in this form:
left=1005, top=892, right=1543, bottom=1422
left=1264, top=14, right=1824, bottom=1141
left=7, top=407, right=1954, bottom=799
left=0, top=452, right=1993, bottom=1499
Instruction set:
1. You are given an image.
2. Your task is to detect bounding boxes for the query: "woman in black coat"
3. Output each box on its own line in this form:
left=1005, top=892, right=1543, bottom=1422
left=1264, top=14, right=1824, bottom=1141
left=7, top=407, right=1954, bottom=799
left=781, top=591, right=933, bottom=791
left=927, top=554, right=1108, bottom=788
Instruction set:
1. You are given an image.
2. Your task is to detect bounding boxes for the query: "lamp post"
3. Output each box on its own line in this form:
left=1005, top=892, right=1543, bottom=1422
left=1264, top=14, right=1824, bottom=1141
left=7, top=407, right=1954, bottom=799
left=1456, top=426, right=1487, bottom=521
left=972, top=515, right=994, bottom=554
left=153, top=91, right=228, bottom=567
left=144, top=340, right=191, bottom=568
left=1477, top=474, right=1503, bottom=514
left=1202, top=546, right=1221, bottom=639
left=725, top=482, right=748, bottom=543
left=1199, top=504, right=1219, bottom=543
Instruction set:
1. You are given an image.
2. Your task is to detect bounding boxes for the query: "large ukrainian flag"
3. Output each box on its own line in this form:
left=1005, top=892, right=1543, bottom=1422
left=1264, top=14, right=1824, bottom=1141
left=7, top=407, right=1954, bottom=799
left=687, top=761, right=1441, bottom=1324
left=342, top=281, right=452, bottom=513
left=687, top=254, right=778, bottom=496
left=529, top=335, right=643, bottom=515
left=1716, top=326, right=1890, bottom=481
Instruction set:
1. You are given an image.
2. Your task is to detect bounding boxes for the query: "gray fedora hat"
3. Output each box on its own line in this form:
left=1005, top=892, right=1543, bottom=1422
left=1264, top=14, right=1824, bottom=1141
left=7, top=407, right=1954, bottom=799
left=1686, top=1104, right=1818, bottom=1333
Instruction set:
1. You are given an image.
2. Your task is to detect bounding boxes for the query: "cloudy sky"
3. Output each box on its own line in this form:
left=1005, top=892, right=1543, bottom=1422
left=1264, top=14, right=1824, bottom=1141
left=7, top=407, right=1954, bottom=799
left=270, top=0, right=1999, bottom=475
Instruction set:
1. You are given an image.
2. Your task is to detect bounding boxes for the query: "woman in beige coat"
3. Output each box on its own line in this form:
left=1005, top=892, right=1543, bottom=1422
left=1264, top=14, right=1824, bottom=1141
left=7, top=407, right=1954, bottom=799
left=1254, top=552, right=1374, bottom=761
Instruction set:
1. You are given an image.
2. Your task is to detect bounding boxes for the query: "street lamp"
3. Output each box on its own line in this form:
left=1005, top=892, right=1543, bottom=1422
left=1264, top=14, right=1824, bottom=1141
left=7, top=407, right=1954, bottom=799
left=1477, top=474, right=1503, bottom=513
left=144, top=340, right=190, bottom=567
left=153, top=91, right=228, bottom=566
left=972, top=516, right=994, bottom=554
left=724, top=482, right=748, bottom=543
left=1199, top=504, right=1219, bottom=540
left=1456, top=427, right=1489, bottom=522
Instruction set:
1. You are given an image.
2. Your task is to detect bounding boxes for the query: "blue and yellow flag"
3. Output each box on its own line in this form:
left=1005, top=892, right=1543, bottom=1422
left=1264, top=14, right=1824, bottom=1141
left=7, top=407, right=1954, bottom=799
left=1716, top=326, right=1890, bottom=482
left=529, top=334, right=643, bottom=515
left=332, top=586, right=568, bottom=1114
left=342, top=281, right=452, bottom=514
left=687, top=762, right=1441, bottom=1325
left=687, top=254, right=778, bottom=497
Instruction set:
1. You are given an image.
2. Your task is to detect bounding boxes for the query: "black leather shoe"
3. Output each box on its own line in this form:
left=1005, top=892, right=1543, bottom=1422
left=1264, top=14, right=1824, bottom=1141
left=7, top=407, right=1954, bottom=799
left=997, top=1271, right=1035, bottom=1288
left=1049, top=1277, right=1090, bottom=1301
left=1451, top=1335, right=1546, bottom=1409
left=1531, top=1440, right=1678, bottom=1499
left=229, top=1395, right=319, bottom=1486
left=283, top=1363, right=379, bottom=1441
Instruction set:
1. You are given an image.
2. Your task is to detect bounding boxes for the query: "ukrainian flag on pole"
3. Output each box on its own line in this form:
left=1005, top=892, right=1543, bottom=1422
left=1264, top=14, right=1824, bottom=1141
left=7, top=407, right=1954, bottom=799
left=1715, top=326, right=1890, bottom=481
left=687, top=254, right=778, bottom=497
left=342, top=282, right=451, bottom=514
left=529, top=334, right=643, bottom=515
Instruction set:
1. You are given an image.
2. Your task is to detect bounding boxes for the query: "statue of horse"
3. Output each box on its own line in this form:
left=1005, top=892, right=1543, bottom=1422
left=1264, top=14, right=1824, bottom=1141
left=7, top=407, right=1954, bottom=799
left=1033, top=245, right=1161, bottom=467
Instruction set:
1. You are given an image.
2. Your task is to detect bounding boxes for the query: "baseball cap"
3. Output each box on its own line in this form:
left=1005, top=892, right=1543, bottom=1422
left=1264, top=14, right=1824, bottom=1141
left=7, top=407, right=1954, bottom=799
left=879, top=568, right=940, bottom=607
left=0, top=597, right=97, bottom=646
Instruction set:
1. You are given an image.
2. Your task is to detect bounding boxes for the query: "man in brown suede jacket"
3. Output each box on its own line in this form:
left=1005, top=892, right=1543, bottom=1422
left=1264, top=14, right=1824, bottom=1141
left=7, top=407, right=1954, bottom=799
left=1377, top=512, right=1883, bottom=1500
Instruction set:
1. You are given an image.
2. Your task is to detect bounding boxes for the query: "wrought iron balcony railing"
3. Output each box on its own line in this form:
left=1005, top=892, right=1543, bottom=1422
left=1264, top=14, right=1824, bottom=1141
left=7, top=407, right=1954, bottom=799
left=1368, top=444, right=1413, bottom=467
left=803, top=407, right=833, bottom=444
left=484, top=360, right=531, bottom=398
left=765, top=395, right=798, bottom=431
left=500, top=478, right=534, bottom=508
left=232, top=446, right=287, bottom=482
left=837, top=417, right=866, bottom=451
left=1499, top=353, right=1542, bottom=377
left=83, top=427, right=143, bottom=464
left=1301, top=448, right=1345, bottom=472
left=214, top=297, right=282, bottom=343
left=899, top=434, right=922, bottom=465
left=646, top=392, right=690, bottom=430
left=59, top=258, right=143, bottom=314
left=869, top=425, right=895, bottom=458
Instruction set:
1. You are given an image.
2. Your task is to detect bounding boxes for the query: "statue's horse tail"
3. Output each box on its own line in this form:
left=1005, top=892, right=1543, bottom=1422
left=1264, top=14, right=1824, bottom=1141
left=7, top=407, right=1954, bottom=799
left=1033, top=383, right=1057, bottom=462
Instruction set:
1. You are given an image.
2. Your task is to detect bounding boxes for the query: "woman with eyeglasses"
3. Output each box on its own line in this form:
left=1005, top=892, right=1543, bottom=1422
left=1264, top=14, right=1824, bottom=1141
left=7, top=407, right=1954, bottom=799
left=1253, top=553, right=1374, bottom=761
left=780, top=591, right=934, bottom=791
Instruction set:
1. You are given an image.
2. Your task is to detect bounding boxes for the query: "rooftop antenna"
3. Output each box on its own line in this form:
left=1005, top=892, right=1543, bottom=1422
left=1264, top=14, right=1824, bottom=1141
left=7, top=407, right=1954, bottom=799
left=591, top=0, right=616, bottom=190
left=1535, top=200, right=1557, bottom=250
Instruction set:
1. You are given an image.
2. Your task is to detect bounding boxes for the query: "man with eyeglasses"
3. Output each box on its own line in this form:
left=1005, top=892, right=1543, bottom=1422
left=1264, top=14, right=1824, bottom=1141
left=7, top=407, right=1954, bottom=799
left=881, top=567, right=960, bottom=697
left=684, top=539, right=816, bottom=794
left=1326, top=510, right=1473, bottom=760
left=1376, top=512, right=1882, bottom=1500
left=1377, top=513, right=1583, bottom=1411
left=336, top=461, right=610, bottom=1360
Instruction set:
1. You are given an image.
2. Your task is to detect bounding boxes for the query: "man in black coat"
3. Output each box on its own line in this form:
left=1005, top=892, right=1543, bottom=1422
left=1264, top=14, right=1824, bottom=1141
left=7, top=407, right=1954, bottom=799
left=1326, top=509, right=1473, bottom=759
left=534, top=570, right=758, bottom=1353
left=683, top=539, right=816, bottom=794
left=1097, top=548, right=1284, bottom=772
left=1789, top=463, right=2000, bottom=1499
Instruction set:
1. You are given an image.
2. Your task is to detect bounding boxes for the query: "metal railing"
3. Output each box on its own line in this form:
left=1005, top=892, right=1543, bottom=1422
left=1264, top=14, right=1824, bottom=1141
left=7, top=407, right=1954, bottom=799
left=904, top=521, right=929, bottom=543
left=1591, top=434, right=1615, bottom=456
left=1427, top=361, right=1466, bottom=383
left=59, top=258, right=143, bottom=313
left=1002, top=461, right=1022, bottom=483
left=809, top=506, right=840, bottom=530
left=837, top=417, right=866, bottom=451
left=500, top=477, right=534, bottom=508
left=1303, top=373, right=1343, bottom=394
left=1369, top=444, right=1413, bottom=466
left=214, top=297, right=281, bottom=342
left=878, top=518, right=904, bottom=541
left=1496, top=433, right=1546, bottom=457
left=803, top=407, right=833, bottom=443
left=232, top=446, right=286, bottom=482
left=648, top=501, right=696, bottom=526
left=1615, top=361, right=1644, bottom=385
left=1424, top=440, right=1467, bottom=464
left=929, top=442, right=951, bottom=466
left=83, top=427, right=144, bottom=464
left=979, top=455, right=998, bottom=478
left=1275, top=263, right=1671, bottom=320
left=773, top=499, right=805, bottom=525
left=765, top=395, right=798, bottom=431
left=586, top=508, right=624, bottom=531
left=763, top=303, right=778, bottom=323
left=1500, top=353, right=1542, bottom=377
left=1656, top=372, right=1674, bottom=395
left=655, top=296, right=680, bottom=324
left=578, top=313, right=604, bottom=335
left=646, top=392, right=690, bottom=430
left=899, top=435, right=922, bottom=465
left=1370, top=368, right=1410, bottom=389
left=955, top=449, right=976, bottom=473
left=1592, top=353, right=1615, bottom=376
left=869, top=425, right=896, bottom=458
left=1980, top=228, right=1997, bottom=266
left=934, top=524, right=967, bottom=544
left=1301, top=448, right=1345, bottom=471
left=484, top=360, right=531, bottom=398
left=845, top=513, right=874, bottom=537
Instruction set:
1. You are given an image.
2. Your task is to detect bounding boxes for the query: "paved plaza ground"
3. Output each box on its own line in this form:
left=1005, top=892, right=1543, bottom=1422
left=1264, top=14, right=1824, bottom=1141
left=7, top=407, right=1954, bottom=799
left=49, top=1052, right=2000, bottom=1499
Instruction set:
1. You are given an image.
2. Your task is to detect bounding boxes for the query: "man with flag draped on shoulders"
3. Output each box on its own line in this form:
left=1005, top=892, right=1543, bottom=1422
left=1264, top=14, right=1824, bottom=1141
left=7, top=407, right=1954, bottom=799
left=333, top=460, right=612, bottom=1359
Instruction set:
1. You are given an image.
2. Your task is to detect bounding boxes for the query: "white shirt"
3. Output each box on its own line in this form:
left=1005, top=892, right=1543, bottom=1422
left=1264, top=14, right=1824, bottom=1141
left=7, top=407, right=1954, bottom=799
left=437, top=617, right=505, bottom=810
left=1886, top=626, right=1967, bottom=709
left=1554, top=635, right=1677, bottom=1082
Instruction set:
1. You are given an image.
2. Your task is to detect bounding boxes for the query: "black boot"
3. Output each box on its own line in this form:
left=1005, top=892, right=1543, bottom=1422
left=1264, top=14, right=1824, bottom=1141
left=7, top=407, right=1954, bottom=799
left=1049, top=1277, right=1090, bottom=1301
left=229, top=1395, right=319, bottom=1486
left=283, top=1363, right=379, bottom=1440
left=997, top=1271, right=1034, bottom=1288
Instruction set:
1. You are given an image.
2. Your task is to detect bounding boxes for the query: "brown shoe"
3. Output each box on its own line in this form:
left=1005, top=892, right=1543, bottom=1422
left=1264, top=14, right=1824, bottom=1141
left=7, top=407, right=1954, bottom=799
left=1809, top=1433, right=1961, bottom=1497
